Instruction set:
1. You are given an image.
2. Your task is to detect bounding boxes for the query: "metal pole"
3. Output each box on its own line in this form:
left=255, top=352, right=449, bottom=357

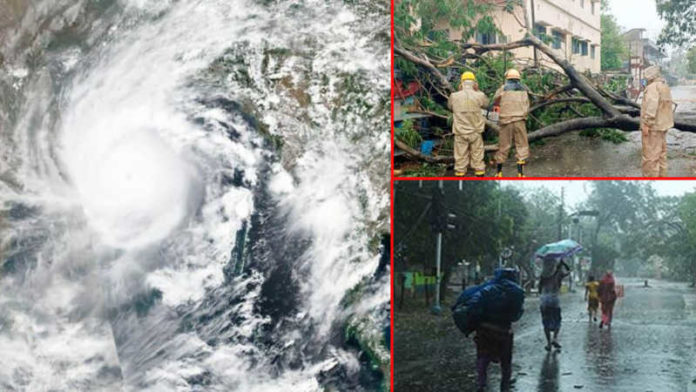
left=569, top=222, right=573, bottom=291
left=558, top=187, right=565, bottom=240
left=434, top=232, right=443, bottom=313
left=433, top=180, right=444, bottom=314
left=641, top=47, right=645, bottom=92
left=530, top=0, right=538, bottom=67
left=498, top=186, right=502, bottom=268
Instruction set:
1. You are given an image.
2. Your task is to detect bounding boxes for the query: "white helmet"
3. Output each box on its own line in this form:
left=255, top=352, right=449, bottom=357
left=644, top=66, right=661, bottom=82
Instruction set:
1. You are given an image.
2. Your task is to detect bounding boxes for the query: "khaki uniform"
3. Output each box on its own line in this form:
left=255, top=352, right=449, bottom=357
left=448, top=84, right=488, bottom=173
left=493, top=86, right=530, bottom=164
left=640, top=78, right=674, bottom=177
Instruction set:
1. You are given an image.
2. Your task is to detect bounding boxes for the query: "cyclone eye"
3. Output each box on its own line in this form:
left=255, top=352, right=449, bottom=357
left=65, top=127, right=195, bottom=248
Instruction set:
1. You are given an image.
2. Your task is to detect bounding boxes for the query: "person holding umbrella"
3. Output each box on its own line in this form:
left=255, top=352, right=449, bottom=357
left=538, top=258, right=570, bottom=351
left=534, top=240, right=582, bottom=350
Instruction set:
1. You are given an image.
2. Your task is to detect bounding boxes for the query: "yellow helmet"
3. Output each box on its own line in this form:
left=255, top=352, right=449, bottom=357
left=461, top=71, right=476, bottom=82
left=505, top=69, right=521, bottom=80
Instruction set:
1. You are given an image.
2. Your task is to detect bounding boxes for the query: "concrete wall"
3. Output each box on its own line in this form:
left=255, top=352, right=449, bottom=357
left=442, top=0, right=602, bottom=74
left=532, top=0, right=601, bottom=73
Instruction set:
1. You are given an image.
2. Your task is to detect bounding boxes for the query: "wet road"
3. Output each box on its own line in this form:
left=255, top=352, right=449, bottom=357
left=471, top=85, right=696, bottom=177
left=392, top=278, right=696, bottom=391
left=502, top=278, right=696, bottom=392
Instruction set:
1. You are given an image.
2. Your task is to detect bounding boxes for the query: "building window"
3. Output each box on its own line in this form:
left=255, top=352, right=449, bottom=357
left=580, top=0, right=584, bottom=8
left=552, top=31, right=564, bottom=50
left=591, top=45, right=596, bottom=59
left=534, top=24, right=546, bottom=39
left=592, top=2, right=596, bottom=14
left=476, top=32, right=497, bottom=45
left=498, top=34, right=508, bottom=44
left=581, top=41, right=588, bottom=56
left=572, top=38, right=581, bottom=54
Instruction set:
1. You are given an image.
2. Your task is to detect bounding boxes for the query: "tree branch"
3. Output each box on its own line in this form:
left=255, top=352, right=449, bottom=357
left=394, top=46, right=453, bottom=93
left=543, top=84, right=575, bottom=99
left=461, top=35, right=621, bottom=116
left=529, top=97, right=592, bottom=113
left=395, top=137, right=498, bottom=165
left=567, top=105, right=586, bottom=118
left=524, top=34, right=622, bottom=117
left=461, top=38, right=536, bottom=54
left=395, top=139, right=454, bottom=163
left=598, top=85, right=641, bottom=109
left=528, top=115, right=696, bottom=140
left=394, top=35, right=696, bottom=166
left=409, top=109, right=448, bottom=120
left=526, top=116, right=635, bottom=140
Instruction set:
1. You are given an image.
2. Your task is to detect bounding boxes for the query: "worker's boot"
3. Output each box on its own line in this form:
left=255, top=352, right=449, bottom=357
left=474, top=170, right=485, bottom=178
left=455, top=171, right=467, bottom=177
left=495, top=164, right=503, bottom=178
left=517, top=160, right=526, bottom=178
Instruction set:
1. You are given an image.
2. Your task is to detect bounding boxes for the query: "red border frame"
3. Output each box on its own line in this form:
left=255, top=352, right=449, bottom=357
left=389, top=0, right=395, bottom=387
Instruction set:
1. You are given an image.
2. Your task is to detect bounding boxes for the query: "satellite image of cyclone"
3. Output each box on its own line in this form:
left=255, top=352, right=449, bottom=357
left=0, top=0, right=390, bottom=390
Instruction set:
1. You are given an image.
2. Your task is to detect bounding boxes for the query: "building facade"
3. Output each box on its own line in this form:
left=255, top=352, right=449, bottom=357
left=622, top=28, right=666, bottom=96
left=443, top=0, right=602, bottom=73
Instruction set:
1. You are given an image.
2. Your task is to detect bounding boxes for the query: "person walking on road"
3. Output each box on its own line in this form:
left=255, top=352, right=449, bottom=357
left=452, top=268, right=524, bottom=392
left=584, top=275, right=600, bottom=323
left=538, top=259, right=570, bottom=351
left=640, top=65, right=674, bottom=177
left=448, top=72, right=489, bottom=177
left=492, top=69, right=530, bottom=178
left=598, top=270, right=618, bottom=329
left=473, top=269, right=524, bottom=392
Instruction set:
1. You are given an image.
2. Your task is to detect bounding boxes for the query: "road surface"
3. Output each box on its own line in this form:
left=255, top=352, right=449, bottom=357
left=443, top=85, right=696, bottom=177
left=394, top=278, right=696, bottom=391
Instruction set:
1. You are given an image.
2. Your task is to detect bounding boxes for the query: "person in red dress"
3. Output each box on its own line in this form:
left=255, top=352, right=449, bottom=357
left=598, top=270, right=618, bottom=329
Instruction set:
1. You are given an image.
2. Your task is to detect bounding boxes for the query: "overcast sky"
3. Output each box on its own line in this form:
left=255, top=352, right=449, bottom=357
left=606, top=0, right=664, bottom=41
left=504, top=181, right=696, bottom=209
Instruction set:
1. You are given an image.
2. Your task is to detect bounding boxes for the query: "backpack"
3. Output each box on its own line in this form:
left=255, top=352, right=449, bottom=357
left=451, top=285, right=484, bottom=336
left=451, top=269, right=525, bottom=336
left=480, top=279, right=525, bottom=325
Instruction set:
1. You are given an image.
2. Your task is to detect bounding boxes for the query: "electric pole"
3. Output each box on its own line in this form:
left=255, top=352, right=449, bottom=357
left=557, top=187, right=565, bottom=240
left=530, top=0, right=538, bottom=68
left=430, top=180, right=444, bottom=315
left=498, top=187, right=502, bottom=268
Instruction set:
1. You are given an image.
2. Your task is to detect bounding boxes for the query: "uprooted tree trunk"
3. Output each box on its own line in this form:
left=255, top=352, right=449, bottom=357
left=395, top=34, right=696, bottom=164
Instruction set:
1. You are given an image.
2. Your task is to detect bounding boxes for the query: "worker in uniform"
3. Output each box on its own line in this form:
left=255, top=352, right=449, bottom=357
left=448, top=71, right=489, bottom=177
left=492, top=69, right=530, bottom=177
left=640, top=65, right=674, bottom=177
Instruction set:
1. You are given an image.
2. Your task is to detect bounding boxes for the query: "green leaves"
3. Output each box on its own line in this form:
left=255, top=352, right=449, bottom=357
left=656, top=0, right=696, bottom=47
left=687, top=47, right=696, bottom=74
left=678, top=193, right=696, bottom=240
left=395, top=0, right=499, bottom=49
left=600, top=14, right=627, bottom=71
left=394, top=119, right=423, bottom=148
left=503, top=0, right=522, bottom=13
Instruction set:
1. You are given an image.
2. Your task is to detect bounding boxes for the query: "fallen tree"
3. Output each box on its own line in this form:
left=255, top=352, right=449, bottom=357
left=395, top=33, right=696, bottom=164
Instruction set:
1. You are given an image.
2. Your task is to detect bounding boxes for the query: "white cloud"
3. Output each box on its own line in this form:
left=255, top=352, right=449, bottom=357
left=608, top=0, right=665, bottom=41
